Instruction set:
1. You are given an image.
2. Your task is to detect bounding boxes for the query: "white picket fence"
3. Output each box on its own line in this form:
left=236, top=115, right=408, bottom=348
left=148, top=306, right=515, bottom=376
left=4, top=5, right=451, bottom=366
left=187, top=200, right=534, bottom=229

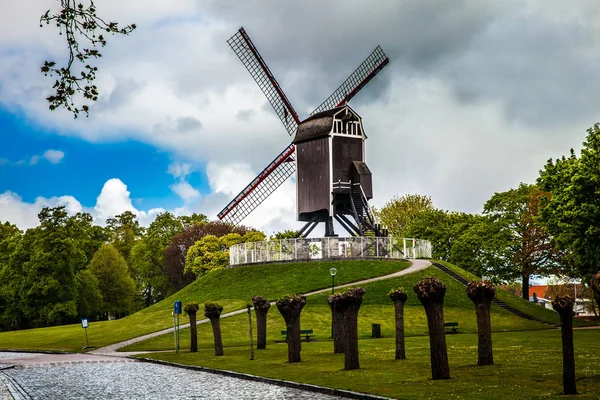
left=229, top=236, right=432, bottom=266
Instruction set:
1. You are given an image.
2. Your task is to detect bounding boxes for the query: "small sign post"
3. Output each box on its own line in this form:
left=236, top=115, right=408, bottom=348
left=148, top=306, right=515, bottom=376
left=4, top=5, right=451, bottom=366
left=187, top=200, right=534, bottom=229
left=174, top=300, right=182, bottom=354
left=81, top=318, right=89, bottom=348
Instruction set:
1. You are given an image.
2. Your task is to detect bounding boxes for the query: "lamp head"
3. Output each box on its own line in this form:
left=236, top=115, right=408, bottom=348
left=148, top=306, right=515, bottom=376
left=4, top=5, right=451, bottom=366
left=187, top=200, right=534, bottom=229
left=330, top=267, right=337, bottom=277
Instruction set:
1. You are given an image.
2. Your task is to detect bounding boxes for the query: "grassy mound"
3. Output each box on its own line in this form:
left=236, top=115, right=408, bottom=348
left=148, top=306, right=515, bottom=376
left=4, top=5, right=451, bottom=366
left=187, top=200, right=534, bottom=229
left=0, top=260, right=408, bottom=352
left=123, top=263, right=558, bottom=352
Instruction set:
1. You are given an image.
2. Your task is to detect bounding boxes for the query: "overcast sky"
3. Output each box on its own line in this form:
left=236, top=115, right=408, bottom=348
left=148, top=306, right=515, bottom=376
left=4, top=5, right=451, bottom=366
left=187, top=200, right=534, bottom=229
left=1, top=0, right=599, bottom=236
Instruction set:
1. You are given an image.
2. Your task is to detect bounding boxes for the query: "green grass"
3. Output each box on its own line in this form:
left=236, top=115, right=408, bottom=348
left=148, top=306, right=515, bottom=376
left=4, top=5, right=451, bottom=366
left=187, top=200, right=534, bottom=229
left=139, top=329, right=600, bottom=399
left=122, top=266, right=551, bottom=352
left=0, top=259, right=409, bottom=352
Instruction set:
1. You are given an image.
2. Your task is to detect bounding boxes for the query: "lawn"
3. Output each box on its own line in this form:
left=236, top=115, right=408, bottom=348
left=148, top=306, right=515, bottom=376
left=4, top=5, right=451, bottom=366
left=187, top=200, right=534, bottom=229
left=0, top=259, right=409, bottom=352
left=139, top=329, right=600, bottom=399
left=122, top=266, right=553, bottom=352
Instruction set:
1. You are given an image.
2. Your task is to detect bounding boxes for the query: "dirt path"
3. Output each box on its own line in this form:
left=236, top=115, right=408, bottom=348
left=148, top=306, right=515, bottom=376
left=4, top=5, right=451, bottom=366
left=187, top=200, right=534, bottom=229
left=91, top=259, right=431, bottom=357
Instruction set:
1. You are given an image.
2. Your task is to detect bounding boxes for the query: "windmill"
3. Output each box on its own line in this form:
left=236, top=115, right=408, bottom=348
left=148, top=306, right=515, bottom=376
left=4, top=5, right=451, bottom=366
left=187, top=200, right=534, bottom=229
left=218, top=27, right=389, bottom=238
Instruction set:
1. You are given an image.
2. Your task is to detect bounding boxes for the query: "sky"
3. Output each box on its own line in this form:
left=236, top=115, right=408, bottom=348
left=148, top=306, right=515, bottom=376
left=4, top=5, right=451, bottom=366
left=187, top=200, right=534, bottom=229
left=1, top=0, right=599, bottom=237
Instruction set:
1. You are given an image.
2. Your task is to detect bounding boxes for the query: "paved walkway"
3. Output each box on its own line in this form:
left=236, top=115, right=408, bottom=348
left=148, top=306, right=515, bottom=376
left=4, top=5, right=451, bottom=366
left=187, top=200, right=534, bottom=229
left=91, top=259, right=431, bottom=357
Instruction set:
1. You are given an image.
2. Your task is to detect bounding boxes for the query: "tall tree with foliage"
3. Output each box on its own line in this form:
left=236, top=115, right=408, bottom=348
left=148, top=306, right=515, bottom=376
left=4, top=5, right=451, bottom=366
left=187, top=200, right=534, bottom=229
left=164, top=221, right=252, bottom=290
left=538, top=124, right=600, bottom=282
left=483, top=184, right=559, bottom=298
left=88, top=244, right=136, bottom=319
left=377, top=194, right=433, bottom=238
left=129, top=212, right=202, bottom=306
left=106, top=211, right=144, bottom=262
left=40, top=0, right=136, bottom=117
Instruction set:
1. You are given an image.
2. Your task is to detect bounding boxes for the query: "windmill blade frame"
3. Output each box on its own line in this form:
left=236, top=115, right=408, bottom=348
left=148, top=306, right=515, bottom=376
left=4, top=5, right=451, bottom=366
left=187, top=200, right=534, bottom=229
left=228, top=27, right=300, bottom=136
left=310, top=46, right=389, bottom=116
left=217, top=144, right=296, bottom=225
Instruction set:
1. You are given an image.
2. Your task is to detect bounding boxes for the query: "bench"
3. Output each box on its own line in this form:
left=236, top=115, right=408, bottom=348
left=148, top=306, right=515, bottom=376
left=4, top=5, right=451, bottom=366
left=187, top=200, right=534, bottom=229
left=281, top=329, right=314, bottom=342
left=444, top=322, right=459, bottom=334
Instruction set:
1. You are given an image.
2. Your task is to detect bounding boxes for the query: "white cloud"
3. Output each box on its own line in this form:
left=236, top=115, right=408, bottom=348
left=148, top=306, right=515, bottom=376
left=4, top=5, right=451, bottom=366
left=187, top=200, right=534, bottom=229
left=29, top=155, right=40, bottom=166
left=0, top=191, right=82, bottom=230
left=43, top=149, right=64, bottom=164
left=94, top=178, right=138, bottom=222
left=167, top=162, right=193, bottom=179
left=170, top=182, right=200, bottom=202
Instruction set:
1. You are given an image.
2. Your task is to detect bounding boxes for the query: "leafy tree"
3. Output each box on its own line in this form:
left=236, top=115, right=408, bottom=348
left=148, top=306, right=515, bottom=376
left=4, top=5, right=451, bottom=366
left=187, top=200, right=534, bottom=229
left=538, top=124, right=600, bottom=282
left=106, top=211, right=144, bottom=262
left=271, top=230, right=300, bottom=240
left=88, top=244, right=136, bottom=318
left=67, top=212, right=108, bottom=263
left=20, top=207, right=87, bottom=326
left=164, top=221, right=251, bottom=290
left=377, top=194, right=433, bottom=238
left=128, top=212, right=195, bottom=306
left=40, top=0, right=136, bottom=117
left=482, top=184, right=560, bottom=298
left=75, top=269, right=103, bottom=318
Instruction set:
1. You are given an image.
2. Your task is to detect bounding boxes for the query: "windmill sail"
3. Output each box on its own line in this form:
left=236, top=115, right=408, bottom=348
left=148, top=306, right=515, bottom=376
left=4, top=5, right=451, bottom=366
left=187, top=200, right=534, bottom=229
left=228, top=28, right=300, bottom=136
left=310, top=46, right=389, bottom=115
left=217, top=145, right=296, bottom=225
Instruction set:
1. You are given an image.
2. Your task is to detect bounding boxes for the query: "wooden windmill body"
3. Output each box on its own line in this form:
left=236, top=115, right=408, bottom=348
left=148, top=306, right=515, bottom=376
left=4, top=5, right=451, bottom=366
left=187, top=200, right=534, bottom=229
left=218, top=28, right=389, bottom=237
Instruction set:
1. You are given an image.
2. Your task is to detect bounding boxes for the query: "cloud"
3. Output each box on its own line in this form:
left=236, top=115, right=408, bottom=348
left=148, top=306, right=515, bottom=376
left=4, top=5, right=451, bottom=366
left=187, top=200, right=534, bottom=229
left=170, top=181, right=200, bottom=202
left=43, top=149, right=64, bottom=164
left=0, top=191, right=82, bottom=230
left=167, top=162, right=193, bottom=179
left=94, top=178, right=138, bottom=222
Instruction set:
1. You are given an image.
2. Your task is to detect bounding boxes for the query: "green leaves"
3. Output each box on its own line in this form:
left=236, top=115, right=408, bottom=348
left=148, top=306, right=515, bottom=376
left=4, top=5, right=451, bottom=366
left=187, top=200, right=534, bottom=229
left=40, top=0, right=136, bottom=117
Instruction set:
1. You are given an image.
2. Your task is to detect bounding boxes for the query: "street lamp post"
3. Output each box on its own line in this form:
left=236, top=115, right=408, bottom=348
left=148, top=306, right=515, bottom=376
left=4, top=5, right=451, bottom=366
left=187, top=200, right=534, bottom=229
left=330, top=268, right=337, bottom=295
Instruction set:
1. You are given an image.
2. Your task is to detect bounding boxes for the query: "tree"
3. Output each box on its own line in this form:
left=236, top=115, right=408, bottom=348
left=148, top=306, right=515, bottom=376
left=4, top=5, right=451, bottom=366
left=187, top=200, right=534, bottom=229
left=328, top=287, right=365, bottom=370
left=413, top=277, right=450, bottom=380
left=88, top=244, right=136, bottom=318
left=466, top=281, right=495, bottom=366
left=184, top=302, right=199, bottom=352
left=590, top=272, right=600, bottom=316
left=106, top=211, right=144, bottom=262
left=21, top=207, right=87, bottom=327
left=388, top=288, right=408, bottom=360
left=185, top=235, right=235, bottom=277
left=75, top=269, right=103, bottom=318
left=252, top=296, right=271, bottom=350
left=271, top=230, right=300, bottom=240
left=377, top=194, right=433, bottom=238
left=129, top=212, right=191, bottom=306
left=538, top=124, right=600, bottom=282
left=40, top=0, right=136, bottom=117
left=204, top=302, right=224, bottom=356
left=483, top=184, right=559, bottom=298
left=328, top=300, right=344, bottom=354
left=276, top=294, right=306, bottom=363
left=164, top=221, right=251, bottom=290
left=552, top=295, right=577, bottom=395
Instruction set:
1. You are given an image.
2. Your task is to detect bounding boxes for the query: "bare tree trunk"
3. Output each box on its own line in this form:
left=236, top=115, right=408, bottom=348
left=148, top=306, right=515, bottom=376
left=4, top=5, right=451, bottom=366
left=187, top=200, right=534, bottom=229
left=552, top=295, right=577, bottom=395
left=328, top=301, right=344, bottom=354
left=184, top=302, right=199, bottom=353
left=330, top=287, right=365, bottom=370
left=204, top=302, right=224, bottom=356
left=467, top=281, right=495, bottom=366
left=252, top=296, right=271, bottom=350
left=276, top=295, right=306, bottom=363
left=189, top=311, right=198, bottom=352
left=389, top=289, right=407, bottom=360
left=414, top=277, right=450, bottom=380
left=522, top=274, right=530, bottom=300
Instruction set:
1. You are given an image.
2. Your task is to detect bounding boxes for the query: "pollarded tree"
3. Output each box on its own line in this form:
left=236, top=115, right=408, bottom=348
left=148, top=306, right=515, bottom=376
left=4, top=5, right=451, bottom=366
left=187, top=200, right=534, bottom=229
left=552, top=295, right=577, bottom=395
left=204, top=302, right=224, bottom=356
left=88, top=244, right=136, bottom=319
left=413, top=277, right=450, bottom=380
left=329, top=287, right=365, bottom=370
left=252, top=296, right=271, bottom=350
left=327, top=300, right=344, bottom=354
left=276, top=294, right=307, bottom=363
left=184, top=302, right=200, bottom=352
left=388, top=288, right=408, bottom=360
left=466, top=281, right=495, bottom=366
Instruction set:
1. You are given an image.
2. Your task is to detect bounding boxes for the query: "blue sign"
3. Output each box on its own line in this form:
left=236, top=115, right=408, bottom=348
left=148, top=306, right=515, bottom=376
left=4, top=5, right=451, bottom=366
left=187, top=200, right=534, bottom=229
left=81, top=318, right=89, bottom=329
left=174, top=300, right=182, bottom=315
